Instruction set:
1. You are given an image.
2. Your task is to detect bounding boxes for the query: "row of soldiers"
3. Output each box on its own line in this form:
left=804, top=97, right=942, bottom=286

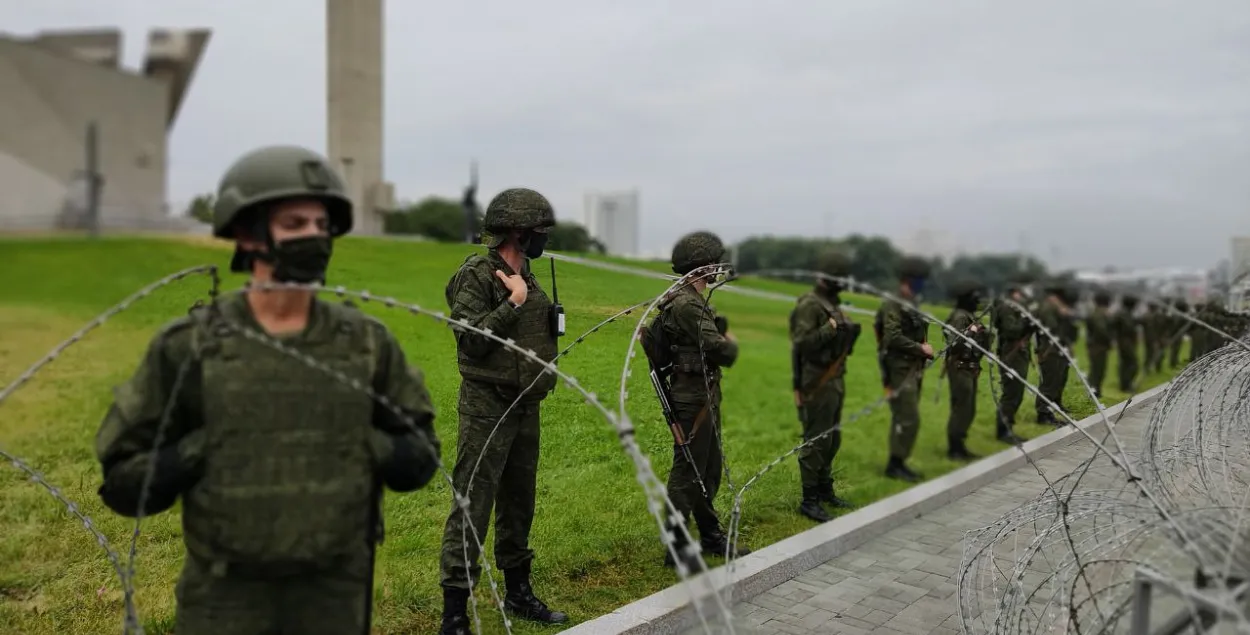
left=89, top=145, right=1248, bottom=634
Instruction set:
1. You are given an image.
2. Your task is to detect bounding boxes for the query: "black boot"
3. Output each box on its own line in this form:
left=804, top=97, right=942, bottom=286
left=884, top=457, right=922, bottom=482
left=818, top=481, right=854, bottom=509
left=700, top=529, right=752, bottom=559
left=798, top=487, right=832, bottom=523
left=662, top=518, right=705, bottom=571
left=502, top=564, right=567, bottom=625
left=438, top=587, right=473, bottom=635
left=947, top=438, right=979, bottom=461
left=1036, top=410, right=1057, bottom=425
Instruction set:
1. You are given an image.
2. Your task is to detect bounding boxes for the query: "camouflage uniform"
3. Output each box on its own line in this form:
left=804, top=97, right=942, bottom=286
left=649, top=231, right=751, bottom=568
left=1033, top=283, right=1071, bottom=425
left=1168, top=299, right=1188, bottom=368
left=1085, top=292, right=1113, bottom=399
left=874, top=256, right=933, bottom=482
left=790, top=251, right=860, bottom=523
left=439, top=189, right=566, bottom=634
left=94, top=146, right=442, bottom=635
left=1113, top=295, right=1141, bottom=391
left=943, top=279, right=993, bottom=459
left=1142, top=304, right=1163, bottom=373
left=991, top=277, right=1034, bottom=437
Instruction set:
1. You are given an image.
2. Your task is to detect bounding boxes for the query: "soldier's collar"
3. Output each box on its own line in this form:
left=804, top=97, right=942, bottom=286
left=218, top=291, right=334, bottom=343
left=487, top=249, right=528, bottom=277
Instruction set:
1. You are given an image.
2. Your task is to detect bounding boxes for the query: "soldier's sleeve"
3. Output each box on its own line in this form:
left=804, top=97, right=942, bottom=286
left=882, top=302, right=927, bottom=358
left=675, top=299, right=739, bottom=368
left=95, top=321, right=203, bottom=518
left=945, top=311, right=972, bottom=347
left=792, top=298, right=836, bottom=351
left=447, top=263, right=522, bottom=359
left=369, top=323, right=441, bottom=493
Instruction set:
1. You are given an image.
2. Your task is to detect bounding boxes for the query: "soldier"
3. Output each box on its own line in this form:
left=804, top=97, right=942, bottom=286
left=94, top=145, right=443, bottom=635
left=991, top=275, right=1034, bottom=441
left=438, top=188, right=567, bottom=635
left=942, top=279, right=993, bottom=460
left=1113, top=294, right=1141, bottom=391
left=1168, top=299, right=1188, bottom=368
left=1141, top=302, right=1162, bottom=374
left=873, top=255, right=934, bottom=482
left=789, top=251, right=860, bottom=523
left=648, top=231, right=751, bottom=568
left=1033, top=281, right=1072, bottom=425
left=1085, top=290, right=1113, bottom=399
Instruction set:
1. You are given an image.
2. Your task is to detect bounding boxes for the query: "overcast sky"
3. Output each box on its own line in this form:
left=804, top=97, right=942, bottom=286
left=6, top=1, right=1249, bottom=270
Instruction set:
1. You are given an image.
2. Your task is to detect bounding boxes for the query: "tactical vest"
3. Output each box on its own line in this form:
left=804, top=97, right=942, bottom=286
left=795, top=293, right=850, bottom=368
left=452, top=255, right=558, bottom=396
left=181, top=300, right=379, bottom=571
left=661, top=297, right=722, bottom=381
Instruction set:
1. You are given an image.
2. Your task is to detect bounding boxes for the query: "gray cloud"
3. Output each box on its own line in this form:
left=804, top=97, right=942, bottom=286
left=5, top=0, right=1248, bottom=269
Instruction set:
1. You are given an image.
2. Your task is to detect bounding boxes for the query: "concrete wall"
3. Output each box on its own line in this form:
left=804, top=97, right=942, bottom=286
left=0, top=37, right=168, bottom=230
left=326, top=0, right=388, bottom=236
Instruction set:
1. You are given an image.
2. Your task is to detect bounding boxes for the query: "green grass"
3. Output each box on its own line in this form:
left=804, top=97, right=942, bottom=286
left=0, top=236, right=1181, bottom=634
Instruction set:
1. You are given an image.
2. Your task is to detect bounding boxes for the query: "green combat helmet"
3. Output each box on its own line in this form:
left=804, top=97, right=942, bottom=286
left=213, top=146, right=352, bottom=240
left=897, top=255, right=931, bottom=279
left=815, top=250, right=853, bottom=278
left=480, top=188, right=556, bottom=249
left=1093, top=290, right=1112, bottom=306
left=212, top=145, right=352, bottom=272
left=671, top=231, right=727, bottom=275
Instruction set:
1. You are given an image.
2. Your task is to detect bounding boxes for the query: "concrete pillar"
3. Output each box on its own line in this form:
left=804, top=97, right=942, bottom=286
left=326, top=0, right=386, bottom=236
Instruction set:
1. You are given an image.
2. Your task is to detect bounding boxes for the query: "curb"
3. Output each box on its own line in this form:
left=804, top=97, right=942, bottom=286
left=558, top=381, right=1172, bottom=635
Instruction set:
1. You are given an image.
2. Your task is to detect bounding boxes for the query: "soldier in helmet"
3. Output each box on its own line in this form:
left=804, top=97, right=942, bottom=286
left=650, top=230, right=751, bottom=569
left=439, top=188, right=566, bottom=634
left=990, top=273, right=1033, bottom=441
left=1033, top=280, right=1073, bottom=425
left=94, top=145, right=443, bottom=635
left=1113, top=294, right=1141, bottom=391
left=942, top=278, right=993, bottom=460
left=1085, top=290, right=1113, bottom=399
left=873, top=255, right=934, bottom=482
left=789, top=250, right=860, bottom=523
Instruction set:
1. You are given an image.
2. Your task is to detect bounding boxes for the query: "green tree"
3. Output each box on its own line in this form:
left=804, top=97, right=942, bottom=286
left=186, top=194, right=214, bottom=224
left=547, top=221, right=605, bottom=254
left=383, top=196, right=472, bottom=242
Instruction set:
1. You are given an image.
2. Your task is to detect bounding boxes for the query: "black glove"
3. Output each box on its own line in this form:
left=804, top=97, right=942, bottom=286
left=714, top=315, right=729, bottom=335
left=371, top=427, right=440, bottom=492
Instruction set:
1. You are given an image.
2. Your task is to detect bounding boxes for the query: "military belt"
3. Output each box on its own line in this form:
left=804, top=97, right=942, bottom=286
left=204, top=556, right=342, bottom=580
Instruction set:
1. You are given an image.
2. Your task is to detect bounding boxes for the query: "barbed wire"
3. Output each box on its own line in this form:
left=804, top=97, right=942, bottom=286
left=3, top=262, right=1248, bottom=635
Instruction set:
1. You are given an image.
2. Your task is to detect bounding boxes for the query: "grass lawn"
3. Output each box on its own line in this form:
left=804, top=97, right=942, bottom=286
left=0, top=235, right=1181, bottom=634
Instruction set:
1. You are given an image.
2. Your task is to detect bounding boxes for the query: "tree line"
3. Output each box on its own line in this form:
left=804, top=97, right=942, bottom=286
left=184, top=194, right=1055, bottom=301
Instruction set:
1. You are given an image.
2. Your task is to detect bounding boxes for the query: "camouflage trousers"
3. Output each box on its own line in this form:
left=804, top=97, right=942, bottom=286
left=797, top=377, right=844, bottom=491
left=1169, top=335, right=1183, bottom=368
left=1117, top=346, right=1139, bottom=391
left=996, top=351, right=1030, bottom=424
left=174, top=549, right=372, bottom=635
left=1087, top=345, right=1109, bottom=396
left=665, top=397, right=723, bottom=541
left=945, top=364, right=978, bottom=443
left=886, top=365, right=923, bottom=461
left=1143, top=338, right=1159, bottom=373
left=440, top=379, right=541, bottom=590
left=1036, top=349, right=1069, bottom=418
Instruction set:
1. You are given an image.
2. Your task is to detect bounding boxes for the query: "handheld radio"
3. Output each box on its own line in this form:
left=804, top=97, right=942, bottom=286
left=549, top=256, right=565, bottom=337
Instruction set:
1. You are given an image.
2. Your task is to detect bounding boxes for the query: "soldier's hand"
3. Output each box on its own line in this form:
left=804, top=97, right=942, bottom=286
left=921, top=342, right=935, bottom=358
left=794, top=390, right=803, bottom=406
left=828, top=317, right=839, bottom=331
left=495, top=270, right=528, bottom=305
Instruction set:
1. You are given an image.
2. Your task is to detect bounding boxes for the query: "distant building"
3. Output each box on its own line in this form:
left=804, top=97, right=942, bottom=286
left=0, top=27, right=210, bottom=232
left=583, top=189, right=640, bottom=257
left=1073, top=267, right=1208, bottom=302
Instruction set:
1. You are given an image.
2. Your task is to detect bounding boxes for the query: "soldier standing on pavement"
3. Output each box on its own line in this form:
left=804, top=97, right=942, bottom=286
left=991, top=275, right=1034, bottom=440
left=873, top=256, right=934, bottom=482
left=1033, top=281, right=1073, bottom=425
left=439, top=188, right=567, bottom=635
left=790, top=251, right=860, bottom=523
left=1085, top=291, right=1113, bottom=399
left=1113, top=294, right=1141, bottom=392
left=942, top=279, right=994, bottom=460
left=94, top=145, right=443, bottom=635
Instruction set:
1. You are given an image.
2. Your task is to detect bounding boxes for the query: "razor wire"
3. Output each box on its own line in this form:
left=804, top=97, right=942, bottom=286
left=5, top=262, right=1249, bottom=635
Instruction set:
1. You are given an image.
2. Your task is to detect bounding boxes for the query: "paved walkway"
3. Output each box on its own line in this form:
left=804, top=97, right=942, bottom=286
left=681, top=404, right=1150, bottom=635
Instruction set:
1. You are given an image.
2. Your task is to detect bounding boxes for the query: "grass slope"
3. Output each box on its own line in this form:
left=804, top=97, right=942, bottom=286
left=0, top=236, right=1180, bottom=634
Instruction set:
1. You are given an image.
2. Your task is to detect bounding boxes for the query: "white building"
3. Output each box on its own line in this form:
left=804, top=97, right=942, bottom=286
left=583, top=189, right=640, bottom=257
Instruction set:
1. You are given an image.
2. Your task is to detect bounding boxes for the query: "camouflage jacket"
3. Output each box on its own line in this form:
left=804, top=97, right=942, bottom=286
left=876, top=298, right=928, bottom=368
left=1034, top=300, right=1067, bottom=360
left=992, top=297, right=1033, bottom=359
left=944, top=307, right=992, bottom=368
left=95, top=292, right=440, bottom=528
left=1111, top=310, right=1140, bottom=349
left=1085, top=307, right=1112, bottom=349
left=446, top=250, right=559, bottom=397
left=658, top=284, right=738, bottom=403
left=790, top=290, right=858, bottom=390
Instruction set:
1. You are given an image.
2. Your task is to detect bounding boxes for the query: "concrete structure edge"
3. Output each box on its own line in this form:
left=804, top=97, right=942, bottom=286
left=559, top=380, right=1173, bottom=635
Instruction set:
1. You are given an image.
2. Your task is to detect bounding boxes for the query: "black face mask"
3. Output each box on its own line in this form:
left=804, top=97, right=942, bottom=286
left=269, top=235, right=333, bottom=284
left=956, top=295, right=980, bottom=312
left=818, top=281, right=842, bottom=300
left=523, top=231, right=549, bottom=259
